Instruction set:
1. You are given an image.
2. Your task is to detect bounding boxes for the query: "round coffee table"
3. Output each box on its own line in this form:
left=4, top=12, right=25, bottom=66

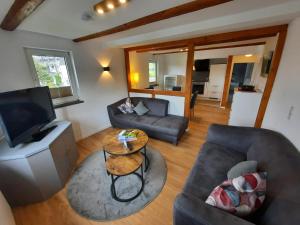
left=105, top=152, right=144, bottom=202
left=103, top=129, right=150, bottom=171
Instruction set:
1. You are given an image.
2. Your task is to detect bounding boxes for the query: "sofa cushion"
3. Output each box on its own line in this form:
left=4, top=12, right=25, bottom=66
left=206, top=172, right=267, bottom=217
left=117, top=98, right=134, bottom=114
left=151, top=115, right=188, bottom=136
left=133, top=101, right=149, bottom=116
left=130, top=97, right=168, bottom=117
left=183, top=142, right=246, bottom=200
left=114, top=113, right=138, bottom=123
left=227, top=161, right=258, bottom=179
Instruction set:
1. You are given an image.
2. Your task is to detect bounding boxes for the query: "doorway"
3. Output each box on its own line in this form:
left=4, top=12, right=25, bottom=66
left=228, top=63, right=254, bottom=103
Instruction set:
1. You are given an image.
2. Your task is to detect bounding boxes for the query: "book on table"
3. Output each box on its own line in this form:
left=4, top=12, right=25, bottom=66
left=118, top=130, right=138, bottom=142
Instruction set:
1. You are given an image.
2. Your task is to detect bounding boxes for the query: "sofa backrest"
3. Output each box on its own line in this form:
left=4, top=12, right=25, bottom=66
left=246, top=130, right=300, bottom=225
left=130, top=97, right=169, bottom=117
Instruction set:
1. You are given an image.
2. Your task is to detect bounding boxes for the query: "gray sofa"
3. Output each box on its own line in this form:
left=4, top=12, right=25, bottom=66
left=107, top=97, right=188, bottom=144
left=174, top=124, right=300, bottom=225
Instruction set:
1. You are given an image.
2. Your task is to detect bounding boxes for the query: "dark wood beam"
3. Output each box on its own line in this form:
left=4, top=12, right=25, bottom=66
left=255, top=28, right=288, bottom=128
left=1, top=0, right=45, bottom=31
left=125, top=24, right=287, bottom=52
left=73, top=0, right=233, bottom=42
left=220, top=55, right=234, bottom=108
left=184, top=43, right=195, bottom=119
left=150, top=41, right=266, bottom=55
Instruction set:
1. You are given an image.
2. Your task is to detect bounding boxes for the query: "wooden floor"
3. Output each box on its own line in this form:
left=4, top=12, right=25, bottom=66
left=13, top=102, right=230, bottom=225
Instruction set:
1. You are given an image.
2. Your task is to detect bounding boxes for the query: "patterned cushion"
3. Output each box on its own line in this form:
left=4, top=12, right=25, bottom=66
left=205, top=172, right=267, bottom=217
left=118, top=98, right=134, bottom=114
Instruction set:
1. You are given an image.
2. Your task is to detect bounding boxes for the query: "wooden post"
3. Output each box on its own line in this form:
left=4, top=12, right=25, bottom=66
left=124, top=49, right=131, bottom=97
left=255, top=28, right=288, bottom=128
left=220, top=55, right=234, bottom=108
left=184, top=43, right=195, bottom=118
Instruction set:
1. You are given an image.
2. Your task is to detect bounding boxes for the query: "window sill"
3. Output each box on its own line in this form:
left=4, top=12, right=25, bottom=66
left=54, top=100, right=84, bottom=109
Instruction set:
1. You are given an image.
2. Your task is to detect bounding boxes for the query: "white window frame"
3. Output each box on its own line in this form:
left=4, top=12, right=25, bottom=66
left=148, top=60, right=158, bottom=83
left=24, top=47, right=80, bottom=106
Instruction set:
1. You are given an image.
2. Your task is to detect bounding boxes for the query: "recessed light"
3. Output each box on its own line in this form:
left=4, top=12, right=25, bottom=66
left=119, top=0, right=127, bottom=4
left=107, top=3, right=114, bottom=9
left=245, top=54, right=253, bottom=57
left=97, top=8, right=104, bottom=14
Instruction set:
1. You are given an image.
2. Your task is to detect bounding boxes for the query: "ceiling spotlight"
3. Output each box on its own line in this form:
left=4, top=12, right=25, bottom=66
left=119, top=0, right=127, bottom=4
left=107, top=3, right=115, bottom=9
left=97, top=8, right=104, bottom=14
left=245, top=54, right=253, bottom=57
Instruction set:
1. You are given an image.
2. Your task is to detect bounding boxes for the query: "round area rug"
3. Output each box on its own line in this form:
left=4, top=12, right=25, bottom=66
left=67, top=147, right=167, bottom=221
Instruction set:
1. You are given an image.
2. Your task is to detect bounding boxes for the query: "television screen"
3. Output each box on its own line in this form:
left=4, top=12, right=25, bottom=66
left=0, top=87, right=56, bottom=147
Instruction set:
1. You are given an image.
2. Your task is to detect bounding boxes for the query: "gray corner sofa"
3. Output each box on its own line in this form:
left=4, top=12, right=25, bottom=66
left=107, top=97, right=188, bottom=144
left=174, top=124, right=300, bottom=225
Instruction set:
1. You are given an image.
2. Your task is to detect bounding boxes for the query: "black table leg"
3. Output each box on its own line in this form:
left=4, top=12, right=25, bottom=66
left=110, top=165, right=144, bottom=202
left=103, top=150, right=110, bottom=175
left=142, top=146, right=150, bottom=172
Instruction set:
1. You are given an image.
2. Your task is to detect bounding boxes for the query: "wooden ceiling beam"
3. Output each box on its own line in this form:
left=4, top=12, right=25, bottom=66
left=125, top=24, right=287, bottom=52
left=73, top=0, right=233, bottom=42
left=1, top=0, right=45, bottom=31
left=149, top=41, right=267, bottom=55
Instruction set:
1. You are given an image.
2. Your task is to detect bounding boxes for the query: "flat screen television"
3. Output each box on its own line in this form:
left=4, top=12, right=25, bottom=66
left=0, top=87, right=56, bottom=147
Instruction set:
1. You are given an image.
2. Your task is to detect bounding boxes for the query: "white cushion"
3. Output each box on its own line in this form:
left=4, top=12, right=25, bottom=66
left=0, top=192, right=16, bottom=225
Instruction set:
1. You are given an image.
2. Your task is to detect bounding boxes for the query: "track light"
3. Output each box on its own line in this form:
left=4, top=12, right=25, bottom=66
left=107, top=3, right=114, bottom=9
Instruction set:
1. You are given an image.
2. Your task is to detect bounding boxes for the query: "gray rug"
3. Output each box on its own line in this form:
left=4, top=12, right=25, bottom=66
left=67, top=147, right=167, bottom=221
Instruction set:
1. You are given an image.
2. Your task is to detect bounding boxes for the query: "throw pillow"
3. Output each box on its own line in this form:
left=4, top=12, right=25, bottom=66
left=205, top=172, right=267, bottom=217
left=118, top=98, right=134, bottom=114
left=134, top=101, right=149, bottom=116
left=227, top=161, right=258, bottom=179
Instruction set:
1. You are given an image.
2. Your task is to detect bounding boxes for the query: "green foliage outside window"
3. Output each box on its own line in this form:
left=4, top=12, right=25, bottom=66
left=34, top=62, right=62, bottom=88
left=149, top=62, right=157, bottom=82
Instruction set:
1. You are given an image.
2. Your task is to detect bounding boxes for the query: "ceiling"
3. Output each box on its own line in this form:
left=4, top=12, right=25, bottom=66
left=1, top=0, right=300, bottom=47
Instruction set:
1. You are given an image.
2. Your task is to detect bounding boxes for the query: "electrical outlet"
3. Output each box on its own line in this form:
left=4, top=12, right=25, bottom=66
left=287, top=106, right=294, bottom=120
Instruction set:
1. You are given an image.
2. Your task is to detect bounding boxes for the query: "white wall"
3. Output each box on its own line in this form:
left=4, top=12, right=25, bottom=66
left=157, top=53, right=187, bottom=75
left=129, top=92, right=152, bottom=98
left=155, top=95, right=185, bottom=116
left=263, top=17, right=300, bottom=150
left=129, top=51, right=154, bottom=89
left=194, top=45, right=264, bottom=60
left=0, top=30, right=128, bottom=141
left=252, top=36, right=278, bottom=92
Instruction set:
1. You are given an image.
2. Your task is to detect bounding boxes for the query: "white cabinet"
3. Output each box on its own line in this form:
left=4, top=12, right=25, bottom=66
left=204, top=64, right=227, bottom=99
left=0, top=121, right=78, bottom=206
left=229, top=91, right=263, bottom=127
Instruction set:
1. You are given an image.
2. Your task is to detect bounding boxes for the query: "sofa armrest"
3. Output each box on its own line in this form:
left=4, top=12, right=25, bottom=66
left=174, top=193, right=255, bottom=225
left=206, top=124, right=260, bottom=154
left=107, top=99, right=125, bottom=118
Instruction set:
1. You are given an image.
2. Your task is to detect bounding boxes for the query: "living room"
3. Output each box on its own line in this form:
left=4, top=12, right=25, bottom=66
left=0, top=1, right=300, bottom=225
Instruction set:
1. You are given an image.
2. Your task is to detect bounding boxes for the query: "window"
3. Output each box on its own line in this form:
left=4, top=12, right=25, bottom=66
left=148, top=61, right=157, bottom=83
left=25, top=48, right=80, bottom=107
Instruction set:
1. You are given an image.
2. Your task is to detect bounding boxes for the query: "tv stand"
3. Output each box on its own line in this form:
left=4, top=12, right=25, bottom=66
left=0, top=121, right=78, bottom=206
left=30, top=125, right=58, bottom=142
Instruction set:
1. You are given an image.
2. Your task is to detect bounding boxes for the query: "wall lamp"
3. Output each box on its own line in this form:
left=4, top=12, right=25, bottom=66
left=102, top=66, right=110, bottom=72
